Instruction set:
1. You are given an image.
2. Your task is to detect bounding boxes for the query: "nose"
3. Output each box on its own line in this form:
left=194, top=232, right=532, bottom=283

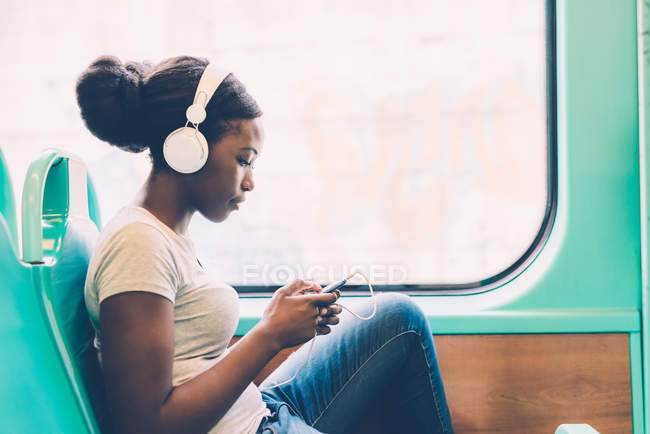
left=241, top=170, right=255, bottom=192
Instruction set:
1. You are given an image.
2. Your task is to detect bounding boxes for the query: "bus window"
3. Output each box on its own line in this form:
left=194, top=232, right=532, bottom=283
left=0, top=1, right=550, bottom=293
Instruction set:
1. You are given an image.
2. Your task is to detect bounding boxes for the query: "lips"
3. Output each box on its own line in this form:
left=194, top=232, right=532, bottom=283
left=230, top=197, right=245, bottom=210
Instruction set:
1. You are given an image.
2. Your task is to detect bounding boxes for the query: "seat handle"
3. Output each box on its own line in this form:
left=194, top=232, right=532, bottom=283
left=21, top=149, right=101, bottom=263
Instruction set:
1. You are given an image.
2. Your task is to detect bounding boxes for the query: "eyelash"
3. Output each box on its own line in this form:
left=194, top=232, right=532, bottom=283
left=237, top=157, right=254, bottom=169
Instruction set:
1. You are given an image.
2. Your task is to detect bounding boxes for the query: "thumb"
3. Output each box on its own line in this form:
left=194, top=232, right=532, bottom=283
left=306, top=291, right=338, bottom=306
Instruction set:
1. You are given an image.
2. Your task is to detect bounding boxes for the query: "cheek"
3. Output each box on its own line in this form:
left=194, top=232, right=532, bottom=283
left=207, top=170, right=241, bottom=206
left=189, top=160, right=243, bottom=212
left=189, top=173, right=223, bottom=209
left=202, top=163, right=233, bottom=191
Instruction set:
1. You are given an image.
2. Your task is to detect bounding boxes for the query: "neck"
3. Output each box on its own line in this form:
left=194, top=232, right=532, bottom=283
left=132, top=170, right=194, bottom=236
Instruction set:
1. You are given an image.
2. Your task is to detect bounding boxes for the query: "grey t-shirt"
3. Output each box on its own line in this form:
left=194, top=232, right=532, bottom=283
left=84, top=206, right=269, bottom=433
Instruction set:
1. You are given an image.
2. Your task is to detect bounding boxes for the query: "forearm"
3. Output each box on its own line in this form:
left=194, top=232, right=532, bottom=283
left=156, top=322, right=279, bottom=434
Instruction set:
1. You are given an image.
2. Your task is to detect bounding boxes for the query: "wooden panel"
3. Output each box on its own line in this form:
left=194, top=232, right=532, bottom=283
left=435, top=334, right=631, bottom=434
left=231, top=333, right=632, bottom=433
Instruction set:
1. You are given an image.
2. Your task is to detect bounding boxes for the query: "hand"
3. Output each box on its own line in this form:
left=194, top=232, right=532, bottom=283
left=295, top=281, right=343, bottom=335
left=258, top=279, right=339, bottom=350
left=315, top=302, right=343, bottom=336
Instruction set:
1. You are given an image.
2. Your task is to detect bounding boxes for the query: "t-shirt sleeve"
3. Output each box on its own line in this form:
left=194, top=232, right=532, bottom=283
left=93, top=222, right=180, bottom=304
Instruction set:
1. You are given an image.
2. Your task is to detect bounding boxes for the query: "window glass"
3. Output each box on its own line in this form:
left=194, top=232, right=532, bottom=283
left=0, top=0, right=548, bottom=288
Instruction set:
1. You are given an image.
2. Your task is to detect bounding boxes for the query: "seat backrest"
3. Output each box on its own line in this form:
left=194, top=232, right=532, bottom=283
left=0, top=147, right=18, bottom=254
left=0, top=148, right=100, bottom=432
left=21, top=149, right=109, bottom=433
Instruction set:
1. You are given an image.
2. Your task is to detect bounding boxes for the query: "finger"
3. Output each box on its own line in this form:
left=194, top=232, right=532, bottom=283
left=288, top=279, right=318, bottom=295
left=280, top=279, right=312, bottom=294
left=322, top=289, right=341, bottom=299
left=306, top=292, right=338, bottom=306
left=274, top=285, right=291, bottom=297
left=302, top=281, right=324, bottom=294
left=325, top=304, right=342, bottom=315
left=316, top=325, right=331, bottom=335
left=319, top=315, right=340, bottom=326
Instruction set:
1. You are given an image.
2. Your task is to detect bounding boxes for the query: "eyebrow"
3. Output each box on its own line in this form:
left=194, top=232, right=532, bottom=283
left=240, top=146, right=258, bottom=155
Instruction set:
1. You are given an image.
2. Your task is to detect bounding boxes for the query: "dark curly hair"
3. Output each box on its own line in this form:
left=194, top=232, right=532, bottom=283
left=75, top=55, right=263, bottom=171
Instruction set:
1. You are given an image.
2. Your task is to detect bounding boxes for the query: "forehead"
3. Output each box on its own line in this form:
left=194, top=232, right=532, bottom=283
left=218, top=118, right=264, bottom=154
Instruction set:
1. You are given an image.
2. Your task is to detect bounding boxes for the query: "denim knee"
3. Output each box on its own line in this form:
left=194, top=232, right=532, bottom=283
left=373, top=292, right=429, bottom=335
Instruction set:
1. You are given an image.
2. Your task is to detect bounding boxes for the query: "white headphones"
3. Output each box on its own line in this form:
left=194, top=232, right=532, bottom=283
left=162, top=63, right=231, bottom=174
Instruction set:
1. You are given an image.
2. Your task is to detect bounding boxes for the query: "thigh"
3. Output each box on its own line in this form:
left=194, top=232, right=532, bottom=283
left=260, top=293, right=429, bottom=433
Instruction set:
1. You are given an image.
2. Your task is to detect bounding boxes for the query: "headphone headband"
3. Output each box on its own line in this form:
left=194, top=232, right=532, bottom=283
left=194, top=63, right=230, bottom=107
left=185, top=63, right=231, bottom=125
left=163, top=61, right=231, bottom=174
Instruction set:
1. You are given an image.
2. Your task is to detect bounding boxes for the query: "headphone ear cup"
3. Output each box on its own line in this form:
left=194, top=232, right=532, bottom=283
left=163, top=127, right=209, bottom=174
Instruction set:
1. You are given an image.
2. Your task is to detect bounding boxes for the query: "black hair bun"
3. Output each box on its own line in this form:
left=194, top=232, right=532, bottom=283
left=76, top=55, right=152, bottom=152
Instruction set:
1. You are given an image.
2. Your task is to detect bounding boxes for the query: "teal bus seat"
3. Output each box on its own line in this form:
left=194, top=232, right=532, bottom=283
left=0, top=147, right=18, bottom=255
left=0, top=203, right=92, bottom=433
left=19, top=149, right=108, bottom=433
left=0, top=148, right=103, bottom=432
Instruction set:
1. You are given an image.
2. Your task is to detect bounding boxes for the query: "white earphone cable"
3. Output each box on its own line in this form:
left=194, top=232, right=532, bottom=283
left=338, top=271, right=377, bottom=321
left=259, top=271, right=376, bottom=391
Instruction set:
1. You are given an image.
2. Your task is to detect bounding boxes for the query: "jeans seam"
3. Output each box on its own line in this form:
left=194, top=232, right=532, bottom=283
left=311, top=329, right=418, bottom=427
left=414, top=330, right=450, bottom=433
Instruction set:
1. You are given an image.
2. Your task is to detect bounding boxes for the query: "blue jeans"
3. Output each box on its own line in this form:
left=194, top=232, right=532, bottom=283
left=256, top=293, right=454, bottom=433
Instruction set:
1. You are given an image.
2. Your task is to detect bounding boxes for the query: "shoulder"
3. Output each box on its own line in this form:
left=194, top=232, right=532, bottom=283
left=104, top=221, right=174, bottom=252
left=96, top=205, right=180, bottom=256
left=92, top=220, right=186, bottom=278
left=88, top=221, right=183, bottom=304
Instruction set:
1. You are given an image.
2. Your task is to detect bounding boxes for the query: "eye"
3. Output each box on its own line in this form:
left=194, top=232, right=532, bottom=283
left=237, top=156, right=252, bottom=168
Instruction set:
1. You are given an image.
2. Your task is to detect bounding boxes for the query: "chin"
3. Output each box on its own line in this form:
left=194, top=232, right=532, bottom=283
left=198, top=208, right=230, bottom=223
left=209, top=212, right=230, bottom=223
left=198, top=200, right=235, bottom=223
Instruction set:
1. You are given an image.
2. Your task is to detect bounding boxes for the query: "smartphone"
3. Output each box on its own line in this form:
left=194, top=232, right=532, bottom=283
left=322, top=279, right=347, bottom=293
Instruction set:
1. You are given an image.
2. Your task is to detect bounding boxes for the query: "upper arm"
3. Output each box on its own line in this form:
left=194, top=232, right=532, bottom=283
left=100, top=291, right=174, bottom=433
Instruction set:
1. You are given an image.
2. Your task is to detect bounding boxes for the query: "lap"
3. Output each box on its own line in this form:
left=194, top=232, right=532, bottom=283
left=259, top=292, right=431, bottom=432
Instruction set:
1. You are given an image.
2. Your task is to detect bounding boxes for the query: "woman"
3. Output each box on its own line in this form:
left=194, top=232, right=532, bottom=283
left=78, top=55, right=453, bottom=433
